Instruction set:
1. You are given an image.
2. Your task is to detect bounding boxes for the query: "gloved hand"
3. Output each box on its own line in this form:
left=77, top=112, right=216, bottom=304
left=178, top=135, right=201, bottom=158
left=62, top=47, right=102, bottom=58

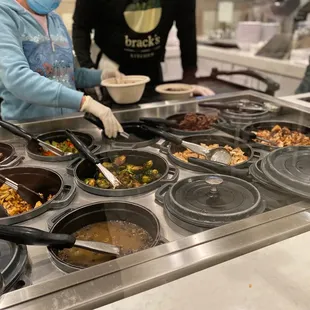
left=101, top=70, right=125, bottom=83
left=191, top=85, right=215, bottom=97
left=80, top=96, right=123, bottom=138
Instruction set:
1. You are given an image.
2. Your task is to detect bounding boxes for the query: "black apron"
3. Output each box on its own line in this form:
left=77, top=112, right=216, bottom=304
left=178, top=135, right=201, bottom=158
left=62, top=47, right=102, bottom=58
left=97, top=0, right=165, bottom=85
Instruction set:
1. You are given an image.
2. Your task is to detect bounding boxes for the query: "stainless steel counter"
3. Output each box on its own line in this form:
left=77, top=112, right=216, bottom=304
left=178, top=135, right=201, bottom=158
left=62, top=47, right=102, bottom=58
left=1, top=91, right=310, bottom=310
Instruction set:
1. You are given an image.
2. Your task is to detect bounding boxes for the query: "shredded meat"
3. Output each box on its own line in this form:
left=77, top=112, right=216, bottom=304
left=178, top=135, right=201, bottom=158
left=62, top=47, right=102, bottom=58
left=254, top=125, right=310, bottom=147
left=173, top=144, right=248, bottom=166
left=178, top=113, right=218, bottom=131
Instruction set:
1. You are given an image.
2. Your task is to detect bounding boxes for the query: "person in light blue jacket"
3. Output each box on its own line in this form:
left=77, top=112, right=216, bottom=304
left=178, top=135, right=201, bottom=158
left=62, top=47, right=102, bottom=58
left=0, top=0, right=123, bottom=138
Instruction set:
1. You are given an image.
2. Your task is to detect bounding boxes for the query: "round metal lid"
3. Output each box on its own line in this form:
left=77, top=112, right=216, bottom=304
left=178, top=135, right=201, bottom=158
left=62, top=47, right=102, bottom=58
left=249, top=159, right=286, bottom=193
left=0, top=240, right=28, bottom=292
left=164, top=174, right=263, bottom=229
left=261, top=146, right=310, bottom=199
left=222, top=99, right=269, bottom=118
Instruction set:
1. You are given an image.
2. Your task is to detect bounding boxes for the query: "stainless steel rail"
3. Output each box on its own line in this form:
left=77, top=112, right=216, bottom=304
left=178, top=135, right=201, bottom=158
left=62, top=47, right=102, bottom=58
left=2, top=203, right=310, bottom=310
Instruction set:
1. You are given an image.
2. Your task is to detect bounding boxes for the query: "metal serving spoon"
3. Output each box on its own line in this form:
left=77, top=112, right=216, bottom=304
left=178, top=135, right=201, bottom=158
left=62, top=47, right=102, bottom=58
left=0, top=225, right=120, bottom=256
left=141, top=125, right=231, bottom=165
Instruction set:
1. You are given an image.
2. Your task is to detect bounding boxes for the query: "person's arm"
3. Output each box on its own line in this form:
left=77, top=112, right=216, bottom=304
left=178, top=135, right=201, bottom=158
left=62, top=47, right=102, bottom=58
left=175, top=0, right=198, bottom=84
left=74, top=68, right=101, bottom=89
left=0, top=10, right=83, bottom=110
left=73, top=0, right=96, bottom=68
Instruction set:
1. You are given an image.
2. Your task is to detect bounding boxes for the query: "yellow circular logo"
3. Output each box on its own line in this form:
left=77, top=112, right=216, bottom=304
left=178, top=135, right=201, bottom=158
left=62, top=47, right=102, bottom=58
left=124, top=0, right=162, bottom=34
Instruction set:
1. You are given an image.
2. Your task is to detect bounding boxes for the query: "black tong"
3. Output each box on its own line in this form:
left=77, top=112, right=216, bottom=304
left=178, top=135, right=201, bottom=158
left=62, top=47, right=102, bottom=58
left=188, top=158, right=250, bottom=180
left=212, top=124, right=276, bottom=145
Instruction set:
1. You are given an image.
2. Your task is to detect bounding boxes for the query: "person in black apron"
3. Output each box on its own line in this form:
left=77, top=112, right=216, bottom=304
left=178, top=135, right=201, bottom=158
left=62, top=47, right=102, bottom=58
left=72, top=0, right=214, bottom=96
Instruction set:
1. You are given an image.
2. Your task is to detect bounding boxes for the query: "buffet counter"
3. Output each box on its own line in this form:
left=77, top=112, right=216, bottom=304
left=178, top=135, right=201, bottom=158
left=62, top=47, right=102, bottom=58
left=1, top=91, right=310, bottom=309
left=195, top=45, right=307, bottom=80
left=164, top=45, right=307, bottom=96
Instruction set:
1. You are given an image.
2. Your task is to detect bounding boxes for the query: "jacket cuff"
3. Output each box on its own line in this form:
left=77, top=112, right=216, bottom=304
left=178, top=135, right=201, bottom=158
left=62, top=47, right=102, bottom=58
left=88, top=69, right=102, bottom=85
left=58, top=86, right=84, bottom=110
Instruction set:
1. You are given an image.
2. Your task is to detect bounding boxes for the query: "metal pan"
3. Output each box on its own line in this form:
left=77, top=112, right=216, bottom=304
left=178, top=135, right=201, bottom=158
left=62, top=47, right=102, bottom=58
left=26, top=130, right=99, bottom=162
left=69, top=149, right=179, bottom=197
left=0, top=143, right=24, bottom=168
left=160, top=134, right=256, bottom=173
left=165, top=112, right=226, bottom=136
left=0, top=167, right=76, bottom=225
left=102, top=121, right=160, bottom=149
left=242, top=120, right=310, bottom=151
left=47, top=201, right=161, bottom=273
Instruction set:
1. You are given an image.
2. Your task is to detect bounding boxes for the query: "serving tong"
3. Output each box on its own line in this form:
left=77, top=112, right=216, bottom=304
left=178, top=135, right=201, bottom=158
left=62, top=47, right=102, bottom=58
left=212, top=123, right=277, bottom=146
left=0, top=225, right=120, bottom=256
left=139, top=117, right=178, bottom=128
left=0, top=120, right=71, bottom=156
left=65, top=130, right=122, bottom=189
left=84, top=113, right=130, bottom=139
left=188, top=157, right=250, bottom=179
left=141, top=125, right=232, bottom=165
left=0, top=173, right=44, bottom=207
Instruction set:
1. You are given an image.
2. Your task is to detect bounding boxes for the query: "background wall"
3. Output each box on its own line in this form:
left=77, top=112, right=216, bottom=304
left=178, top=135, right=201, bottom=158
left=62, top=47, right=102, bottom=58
left=56, top=0, right=75, bottom=34
left=56, top=0, right=253, bottom=37
left=196, top=0, right=252, bottom=35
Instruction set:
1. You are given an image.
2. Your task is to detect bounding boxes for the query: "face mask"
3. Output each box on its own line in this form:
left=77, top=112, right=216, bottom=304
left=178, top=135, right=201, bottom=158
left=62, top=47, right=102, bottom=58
left=26, top=0, right=61, bottom=15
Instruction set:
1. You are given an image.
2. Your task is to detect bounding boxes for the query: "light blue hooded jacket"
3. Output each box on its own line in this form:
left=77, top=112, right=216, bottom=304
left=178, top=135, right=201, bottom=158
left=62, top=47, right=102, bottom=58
left=0, top=0, right=101, bottom=121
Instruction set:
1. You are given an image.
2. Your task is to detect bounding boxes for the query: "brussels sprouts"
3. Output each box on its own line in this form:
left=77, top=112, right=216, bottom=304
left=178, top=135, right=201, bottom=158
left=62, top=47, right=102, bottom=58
left=96, top=179, right=110, bottom=189
left=143, top=160, right=153, bottom=170
left=142, top=175, right=152, bottom=184
left=113, top=155, right=126, bottom=166
left=126, top=164, right=144, bottom=174
left=118, top=171, right=133, bottom=185
left=102, top=162, right=113, bottom=169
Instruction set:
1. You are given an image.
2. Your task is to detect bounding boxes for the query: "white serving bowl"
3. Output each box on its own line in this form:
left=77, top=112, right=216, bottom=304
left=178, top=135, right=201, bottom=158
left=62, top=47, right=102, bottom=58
left=155, top=83, right=194, bottom=100
left=101, top=75, right=150, bottom=104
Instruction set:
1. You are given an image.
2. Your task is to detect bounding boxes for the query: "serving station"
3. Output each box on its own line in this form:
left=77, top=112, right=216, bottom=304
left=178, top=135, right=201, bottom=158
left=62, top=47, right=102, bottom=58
left=0, top=91, right=310, bottom=309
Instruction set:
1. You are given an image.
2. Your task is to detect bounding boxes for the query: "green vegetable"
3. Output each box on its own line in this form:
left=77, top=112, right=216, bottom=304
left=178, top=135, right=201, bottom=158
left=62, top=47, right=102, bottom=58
left=84, top=178, right=96, bottom=187
left=126, top=164, right=144, bottom=174
left=96, top=179, right=110, bottom=189
left=142, top=175, right=152, bottom=184
left=84, top=156, right=160, bottom=189
left=143, top=160, right=153, bottom=170
left=102, top=162, right=113, bottom=169
left=113, top=155, right=126, bottom=166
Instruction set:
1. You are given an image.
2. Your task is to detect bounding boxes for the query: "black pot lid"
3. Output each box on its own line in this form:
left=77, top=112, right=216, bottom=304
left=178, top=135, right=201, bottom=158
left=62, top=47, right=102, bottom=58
left=261, top=146, right=310, bottom=199
left=164, top=174, right=262, bottom=228
left=221, top=99, right=269, bottom=119
left=0, top=240, right=28, bottom=292
left=249, top=159, right=286, bottom=193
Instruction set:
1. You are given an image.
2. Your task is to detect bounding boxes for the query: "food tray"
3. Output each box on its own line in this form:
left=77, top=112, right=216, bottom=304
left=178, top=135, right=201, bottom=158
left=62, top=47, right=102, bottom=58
left=0, top=92, right=305, bottom=289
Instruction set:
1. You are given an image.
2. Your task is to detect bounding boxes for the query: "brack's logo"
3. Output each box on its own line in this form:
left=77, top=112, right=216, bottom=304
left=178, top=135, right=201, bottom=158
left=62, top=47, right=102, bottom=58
left=125, top=34, right=161, bottom=48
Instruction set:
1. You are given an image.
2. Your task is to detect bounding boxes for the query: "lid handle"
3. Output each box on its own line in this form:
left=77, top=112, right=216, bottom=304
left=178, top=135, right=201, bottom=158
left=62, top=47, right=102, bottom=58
left=205, top=176, right=223, bottom=198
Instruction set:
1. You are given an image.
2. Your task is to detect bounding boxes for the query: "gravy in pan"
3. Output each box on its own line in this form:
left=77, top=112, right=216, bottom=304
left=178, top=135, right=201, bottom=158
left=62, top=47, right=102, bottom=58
left=58, top=221, right=154, bottom=268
